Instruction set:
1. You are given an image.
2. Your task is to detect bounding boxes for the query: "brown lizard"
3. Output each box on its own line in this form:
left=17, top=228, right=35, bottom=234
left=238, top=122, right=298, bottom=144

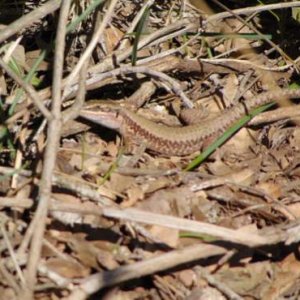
left=79, top=89, right=300, bottom=156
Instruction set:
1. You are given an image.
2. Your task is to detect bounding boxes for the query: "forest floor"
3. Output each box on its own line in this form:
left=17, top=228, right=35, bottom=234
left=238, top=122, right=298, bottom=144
left=1, top=1, right=300, bottom=299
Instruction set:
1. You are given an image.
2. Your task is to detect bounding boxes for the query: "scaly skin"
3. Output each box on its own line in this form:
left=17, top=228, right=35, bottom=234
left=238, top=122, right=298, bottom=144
left=80, top=89, right=300, bottom=155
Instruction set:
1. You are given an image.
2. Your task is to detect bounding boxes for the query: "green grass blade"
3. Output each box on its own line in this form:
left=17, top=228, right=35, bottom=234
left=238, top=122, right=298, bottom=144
left=131, top=6, right=150, bottom=66
left=8, top=49, right=47, bottom=116
left=67, top=0, right=107, bottom=33
left=185, top=102, right=275, bottom=171
left=8, top=0, right=106, bottom=116
left=0, top=165, right=27, bottom=182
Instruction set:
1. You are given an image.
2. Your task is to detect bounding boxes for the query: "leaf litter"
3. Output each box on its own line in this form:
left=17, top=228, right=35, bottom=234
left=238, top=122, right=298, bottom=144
left=1, top=1, right=300, bottom=299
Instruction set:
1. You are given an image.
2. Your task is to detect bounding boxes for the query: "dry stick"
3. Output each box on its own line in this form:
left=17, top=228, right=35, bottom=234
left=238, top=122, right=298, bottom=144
left=128, top=17, right=197, bottom=54
left=1, top=224, right=25, bottom=286
left=209, top=0, right=296, bottom=67
left=0, top=166, right=115, bottom=207
left=67, top=244, right=227, bottom=299
left=0, top=58, right=51, bottom=120
left=5, top=55, right=179, bottom=128
left=136, top=29, right=203, bottom=65
left=47, top=201, right=270, bottom=246
left=62, top=59, right=89, bottom=123
left=0, top=0, right=62, bottom=44
left=3, top=36, right=23, bottom=62
left=16, top=214, right=40, bottom=268
left=0, top=260, right=20, bottom=294
left=11, top=108, right=30, bottom=189
left=86, top=14, right=196, bottom=74
left=0, top=197, right=33, bottom=208
left=49, top=206, right=300, bottom=297
left=200, top=58, right=300, bottom=72
left=63, top=0, right=119, bottom=98
left=63, top=18, right=196, bottom=97
left=118, top=0, right=155, bottom=50
left=7, top=18, right=195, bottom=110
left=126, top=81, right=157, bottom=108
left=62, top=54, right=181, bottom=101
left=207, top=0, right=299, bottom=117
left=22, top=1, right=72, bottom=299
left=102, top=208, right=268, bottom=246
left=5, top=55, right=178, bottom=126
left=0, top=166, right=32, bottom=177
left=71, top=65, right=194, bottom=108
left=207, top=1, right=300, bottom=23
left=52, top=172, right=116, bottom=206
left=194, top=266, right=243, bottom=300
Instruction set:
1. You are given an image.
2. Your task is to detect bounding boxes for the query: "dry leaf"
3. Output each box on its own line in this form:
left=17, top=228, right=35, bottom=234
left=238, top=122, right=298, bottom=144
left=148, top=225, right=179, bottom=248
left=286, top=202, right=300, bottom=218
left=178, top=269, right=196, bottom=288
left=51, top=193, right=84, bottom=225
left=97, top=248, right=120, bottom=270
left=109, top=173, right=136, bottom=194
left=45, top=257, right=88, bottom=278
left=103, top=26, right=124, bottom=53
left=262, top=253, right=300, bottom=299
left=26, top=49, right=49, bottom=70
left=137, top=187, right=194, bottom=217
left=222, top=73, right=239, bottom=106
left=123, top=185, right=144, bottom=207
left=256, top=181, right=283, bottom=199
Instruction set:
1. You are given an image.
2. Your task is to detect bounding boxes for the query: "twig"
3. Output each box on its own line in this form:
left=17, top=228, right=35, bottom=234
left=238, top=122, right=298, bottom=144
left=208, top=1, right=300, bottom=22
left=7, top=18, right=196, bottom=107
left=0, top=58, right=52, bottom=120
left=52, top=172, right=116, bottom=207
left=63, top=0, right=119, bottom=98
left=62, top=17, right=197, bottom=98
left=209, top=0, right=298, bottom=67
left=194, top=266, right=243, bottom=300
left=118, top=0, right=155, bottom=49
left=46, top=199, right=291, bottom=247
left=200, top=57, right=300, bottom=72
left=0, top=260, right=20, bottom=294
left=86, top=18, right=197, bottom=75
left=62, top=59, right=89, bottom=123
left=66, top=244, right=226, bottom=299
left=1, top=224, right=25, bottom=286
left=22, top=1, right=72, bottom=298
left=0, top=197, right=33, bottom=208
left=0, top=0, right=62, bottom=44
left=70, top=65, right=194, bottom=108
left=102, top=207, right=268, bottom=246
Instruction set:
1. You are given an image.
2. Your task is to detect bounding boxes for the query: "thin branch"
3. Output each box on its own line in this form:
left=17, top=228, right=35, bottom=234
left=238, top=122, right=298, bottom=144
left=118, top=0, right=155, bottom=50
left=0, top=58, right=52, bottom=120
left=22, top=1, right=72, bottom=298
left=62, top=59, right=89, bottom=123
left=63, top=0, right=119, bottom=98
left=207, top=1, right=300, bottom=22
left=67, top=244, right=227, bottom=298
left=209, top=0, right=299, bottom=67
left=102, top=208, right=267, bottom=246
left=0, top=0, right=62, bottom=44
left=69, top=65, right=194, bottom=108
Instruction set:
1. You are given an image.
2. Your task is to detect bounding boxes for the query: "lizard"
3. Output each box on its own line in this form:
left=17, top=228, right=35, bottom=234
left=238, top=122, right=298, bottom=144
left=79, top=88, right=300, bottom=156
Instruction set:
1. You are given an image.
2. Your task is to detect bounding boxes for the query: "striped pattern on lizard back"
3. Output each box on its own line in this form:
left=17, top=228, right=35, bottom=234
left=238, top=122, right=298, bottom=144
left=120, top=89, right=300, bottom=155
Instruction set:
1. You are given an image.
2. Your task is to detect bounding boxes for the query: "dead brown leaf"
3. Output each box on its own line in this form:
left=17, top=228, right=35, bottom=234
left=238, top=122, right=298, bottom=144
left=45, top=257, right=89, bottom=278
